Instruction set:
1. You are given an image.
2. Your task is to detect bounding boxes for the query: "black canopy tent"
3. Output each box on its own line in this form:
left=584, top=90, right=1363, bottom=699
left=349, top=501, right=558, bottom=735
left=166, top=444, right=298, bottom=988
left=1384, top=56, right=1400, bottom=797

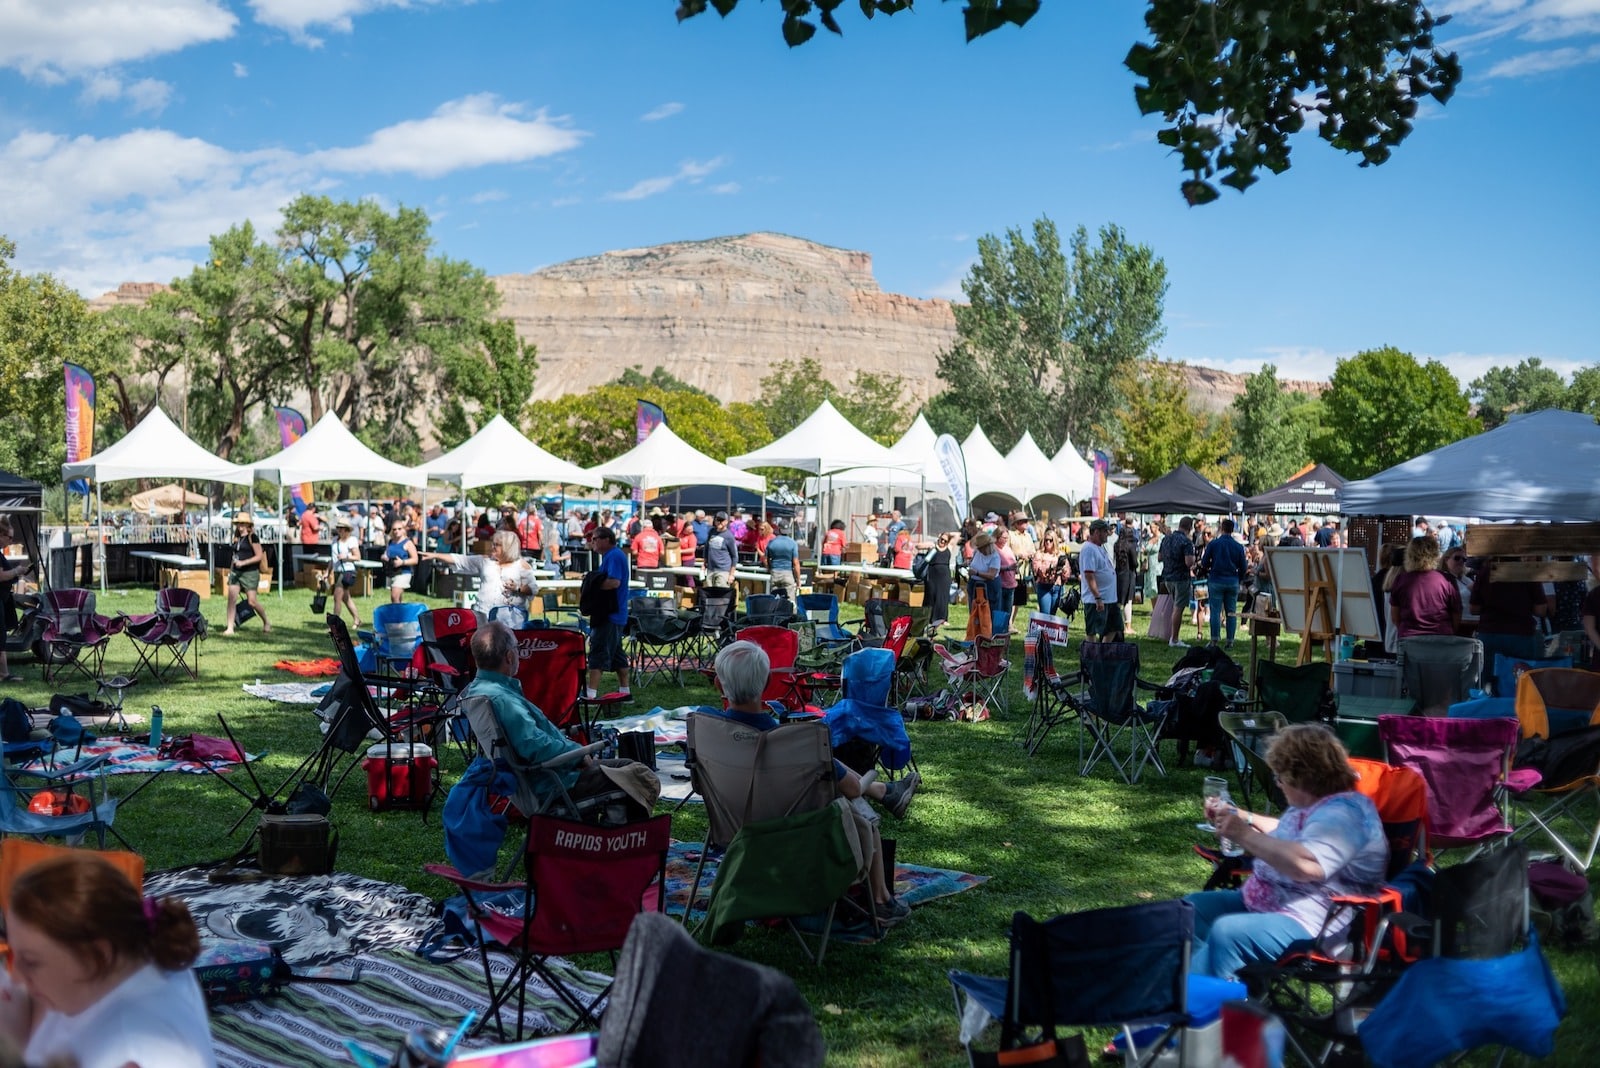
left=0, top=469, right=46, bottom=581
left=1242, top=463, right=1347, bottom=515
left=654, top=485, right=795, bottom=518
left=1107, top=464, right=1243, bottom=515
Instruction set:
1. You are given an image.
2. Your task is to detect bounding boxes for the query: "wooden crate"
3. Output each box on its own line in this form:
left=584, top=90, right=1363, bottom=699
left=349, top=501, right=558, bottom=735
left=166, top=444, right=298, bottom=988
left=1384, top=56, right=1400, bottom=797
left=1465, top=523, right=1600, bottom=556
left=161, top=567, right=210, bottom=599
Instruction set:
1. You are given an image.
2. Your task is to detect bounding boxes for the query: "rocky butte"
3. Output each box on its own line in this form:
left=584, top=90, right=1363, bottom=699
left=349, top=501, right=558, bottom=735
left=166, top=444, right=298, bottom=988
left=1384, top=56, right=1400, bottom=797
left=94, top=231, right=1319, bottom=413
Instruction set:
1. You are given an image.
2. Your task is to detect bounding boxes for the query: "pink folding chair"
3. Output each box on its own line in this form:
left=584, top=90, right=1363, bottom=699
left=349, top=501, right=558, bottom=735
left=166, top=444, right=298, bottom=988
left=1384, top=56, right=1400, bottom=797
left=1378, top=713, right=1531, bottom=858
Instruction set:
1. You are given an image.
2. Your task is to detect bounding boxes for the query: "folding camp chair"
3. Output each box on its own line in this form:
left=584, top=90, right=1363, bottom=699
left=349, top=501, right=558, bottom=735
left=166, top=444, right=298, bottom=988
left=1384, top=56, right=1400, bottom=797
left=860, top=599, right=913, bottom=646
left=510, top=626, right=627, bottom=741
left=424, top=812, right=671, bottom=1040
left=0, top=752, right=127, bottom=849
left=123, top=587, right=207, bottom=681
left=794, top=593, right=859, bottom=650
left=37, top=588, right=125, bottom=683
left=826, top=646, right=915, bottom=781
left=729, top=625, right=818, bottom=715
left=686, top=585, right=737, bottom=670
left=1490, top=652, right=1571, bottom=700
left=626, top=598, right=695, bottom=689
left=949, top=901, right=1197, bottom=1068
left=737, top=593, right=793, bottom=628
left=361, top=601, right=428, bottom=677
left=1250, top=659, right=1330, bottom=725
left=965, top=634, right=1012, bottom=717
left=1507, top=667, right=1600, bottom=870
left=1397, top=635, right=1484, bottom=717
left=1217, top=710, right=1289, bottom=815
left=1023, top=633, right=1077, bottom=756
left=687, top=713, right=871, bottom=963
left=595, top=911, right=826, bottom=1067
left=1379, top=713, right=1525, bottom=858
left=1073, top=642, right=1171, bottom=784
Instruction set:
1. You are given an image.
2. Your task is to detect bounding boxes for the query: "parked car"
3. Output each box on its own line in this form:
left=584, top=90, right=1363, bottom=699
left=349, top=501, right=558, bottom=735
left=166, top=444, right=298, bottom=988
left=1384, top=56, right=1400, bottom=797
left=208, top=506, right=283, bottom=541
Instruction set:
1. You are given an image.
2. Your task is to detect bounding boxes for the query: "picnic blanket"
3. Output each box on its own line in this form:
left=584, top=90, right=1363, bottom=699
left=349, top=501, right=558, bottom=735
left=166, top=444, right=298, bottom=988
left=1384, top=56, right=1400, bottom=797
left=244, top=681, right=327, bottom=705
left=275, top=657, right=342, bottom=677
left=594, top=706, right=692, bottom=747
left=212, top=950, right=608, bottom=1068
left=662, top=840, right=987, bottom=940
left=17, top=737, right=255, bottom=777
left=1022, top=612, right=1072, bottom=701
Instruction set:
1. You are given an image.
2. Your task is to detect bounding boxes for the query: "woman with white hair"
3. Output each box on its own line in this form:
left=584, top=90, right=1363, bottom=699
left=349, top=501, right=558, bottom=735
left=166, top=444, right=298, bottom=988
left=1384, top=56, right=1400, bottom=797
left=422, top=529, right=539, bottom=626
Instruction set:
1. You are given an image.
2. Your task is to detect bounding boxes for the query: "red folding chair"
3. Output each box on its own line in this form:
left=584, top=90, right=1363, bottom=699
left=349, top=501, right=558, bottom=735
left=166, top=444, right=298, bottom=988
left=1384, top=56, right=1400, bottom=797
left=424, top=813, right=671, bottom=1039
left=511, top=627, right=626, bottom=740
left=731, top=624, right=818, bottom=714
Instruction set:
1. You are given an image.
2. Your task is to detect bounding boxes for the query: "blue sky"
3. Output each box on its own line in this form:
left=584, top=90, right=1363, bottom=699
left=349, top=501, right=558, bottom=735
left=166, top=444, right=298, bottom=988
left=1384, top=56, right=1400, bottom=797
left=1, top=0, right=1595, bottom=389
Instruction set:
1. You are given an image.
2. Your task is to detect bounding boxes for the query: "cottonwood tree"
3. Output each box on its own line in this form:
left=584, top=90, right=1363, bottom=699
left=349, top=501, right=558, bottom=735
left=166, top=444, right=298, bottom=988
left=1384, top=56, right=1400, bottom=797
left=1230, top=364, right=1316, bottom=496
left=756, top=356, right=911, bottom=445
left=526, top=382, right=771, bottom=470
left=1114, top=360, right=1238, bottom=484
left=1315, top=346, right=1477, bottom=479
left=934, top=217, right=1166, bottom=454
left=676, top=0, right=1461, bottom=203
left=1469, top=358, right=1571, bottom=430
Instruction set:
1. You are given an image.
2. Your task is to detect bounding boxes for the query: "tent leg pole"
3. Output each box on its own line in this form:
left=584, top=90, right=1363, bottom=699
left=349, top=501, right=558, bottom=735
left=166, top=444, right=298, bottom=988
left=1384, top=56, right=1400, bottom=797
left=96, top=483, right=104, bottom=592
left=277, top=483, right=285, bottom=598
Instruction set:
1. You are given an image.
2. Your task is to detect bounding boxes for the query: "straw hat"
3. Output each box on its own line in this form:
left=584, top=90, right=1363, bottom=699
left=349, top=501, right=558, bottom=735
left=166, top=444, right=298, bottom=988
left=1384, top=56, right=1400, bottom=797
left=972, top=531, right=994, bottom=551
left=335, top=516, right=354, bottom=530
left=232, top=512, right=255, bottom=526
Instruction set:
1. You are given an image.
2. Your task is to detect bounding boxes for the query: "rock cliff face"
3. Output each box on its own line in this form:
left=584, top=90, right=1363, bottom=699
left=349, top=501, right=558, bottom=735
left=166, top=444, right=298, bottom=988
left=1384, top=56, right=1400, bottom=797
left=92, top=232, right=1322, bottom=414
left=493, top=232, right=955, bottom=402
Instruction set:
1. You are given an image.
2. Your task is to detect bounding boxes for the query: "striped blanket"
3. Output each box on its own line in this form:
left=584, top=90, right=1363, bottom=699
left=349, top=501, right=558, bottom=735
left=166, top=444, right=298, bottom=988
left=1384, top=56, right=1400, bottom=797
left=1022, top=612, right=1072, bottom=701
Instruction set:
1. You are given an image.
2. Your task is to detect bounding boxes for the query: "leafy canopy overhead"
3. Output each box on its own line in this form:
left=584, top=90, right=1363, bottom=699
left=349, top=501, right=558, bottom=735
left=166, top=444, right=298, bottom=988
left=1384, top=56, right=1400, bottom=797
left=675, top=0, right=1461, bottom=202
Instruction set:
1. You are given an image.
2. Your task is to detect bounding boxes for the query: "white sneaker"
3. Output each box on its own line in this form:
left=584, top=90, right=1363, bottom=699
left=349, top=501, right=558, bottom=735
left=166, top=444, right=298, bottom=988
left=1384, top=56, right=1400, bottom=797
left=1169, top=640, right=1189, bottom=648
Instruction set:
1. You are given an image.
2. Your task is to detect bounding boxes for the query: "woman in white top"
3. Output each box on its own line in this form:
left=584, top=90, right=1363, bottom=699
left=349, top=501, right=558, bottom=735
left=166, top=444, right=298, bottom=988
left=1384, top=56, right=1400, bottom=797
left=2, top=853, right=215, bottom=1068
left=422, top=529, right=539, bottom=627
left=331, top=515, right=363, bottom=628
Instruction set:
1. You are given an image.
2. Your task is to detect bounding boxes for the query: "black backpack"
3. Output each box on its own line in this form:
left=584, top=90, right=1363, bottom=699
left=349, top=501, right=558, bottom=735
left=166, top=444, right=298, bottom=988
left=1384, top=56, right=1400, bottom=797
left=1515, top=723, right=1600, bottom=787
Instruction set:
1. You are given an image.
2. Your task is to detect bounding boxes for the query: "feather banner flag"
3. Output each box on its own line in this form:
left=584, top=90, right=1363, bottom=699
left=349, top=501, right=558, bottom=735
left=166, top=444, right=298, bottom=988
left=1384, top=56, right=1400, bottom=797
left=635, top=399, right=666, bottom=506
left=1091, top=450, right=1111, bottom=518
left=63, top=363, right=96, bottom=495
left=273, top=407, right=314, bottom=515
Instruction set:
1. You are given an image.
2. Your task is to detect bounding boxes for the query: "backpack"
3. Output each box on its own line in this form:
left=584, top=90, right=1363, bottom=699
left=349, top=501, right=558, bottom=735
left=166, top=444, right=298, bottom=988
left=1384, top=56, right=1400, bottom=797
left=1529, top=860, right=1597, bottom=947
left=0, top=697, right=33, bottom=743
left=911, top=551, right=930, bottom=582
left=1515, top=723, right=1600, bottom=788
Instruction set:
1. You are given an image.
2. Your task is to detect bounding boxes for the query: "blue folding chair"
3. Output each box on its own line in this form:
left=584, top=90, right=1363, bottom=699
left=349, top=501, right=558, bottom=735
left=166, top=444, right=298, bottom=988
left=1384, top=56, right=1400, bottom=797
left=361, top=601, right=427, bottom=676
left=949, top=901, right=1203, bottom=1068
left=826, top=647, right=913, bottom=778
left=0, top=753, right=126, bottom=849
left=794, top=593, right=858, bottom=648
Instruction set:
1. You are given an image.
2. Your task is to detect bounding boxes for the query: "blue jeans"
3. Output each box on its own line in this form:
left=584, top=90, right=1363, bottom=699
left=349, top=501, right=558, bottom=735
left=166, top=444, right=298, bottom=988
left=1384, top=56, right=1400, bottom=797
left=820, top=554, right=841, bottom=566
left=1185, top=890, right=1311, bottom=980
left=1208, top=579, right=1240, bottom=642
left=1036, top=583, right=1059, bottom=617
left=998, top=585, right=1016, bottom=616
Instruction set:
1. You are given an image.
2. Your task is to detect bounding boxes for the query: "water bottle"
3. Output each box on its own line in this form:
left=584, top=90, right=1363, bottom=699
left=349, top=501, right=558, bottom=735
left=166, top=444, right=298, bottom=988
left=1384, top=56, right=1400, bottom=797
left=148, top=705, right=164, bottom=749
left=391, top=1026, right=451, bottom=1068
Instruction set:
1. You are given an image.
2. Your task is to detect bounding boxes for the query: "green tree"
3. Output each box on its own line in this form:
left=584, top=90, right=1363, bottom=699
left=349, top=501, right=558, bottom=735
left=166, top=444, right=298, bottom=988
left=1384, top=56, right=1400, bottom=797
left=1114, top=360, right=1238, bottom=484
left=676, top=1, right=1460, bottom=202
left=0, top=237, right=123, bottom=483
left=1469, top=357, right=1569, bottom=430
left=126, top=196, right=538, bottom=463
left=1315, top=346, right=1478, bottom=479
left=525, top=383, right=772, bottom=471
left=1565, top=366, right=1600, bottom=417
left=1230, top=364, right=1314, bottom=496
left=755, top=356, right=912, bottom=446
left=615, top=365, right=711, bottom=397
left=935, top=217, right=1166, bottom=454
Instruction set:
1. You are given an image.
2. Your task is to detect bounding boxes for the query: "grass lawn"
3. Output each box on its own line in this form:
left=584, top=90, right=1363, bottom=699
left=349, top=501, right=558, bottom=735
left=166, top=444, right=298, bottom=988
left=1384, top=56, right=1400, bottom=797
left=6, top=583, right=1597, bottom=1066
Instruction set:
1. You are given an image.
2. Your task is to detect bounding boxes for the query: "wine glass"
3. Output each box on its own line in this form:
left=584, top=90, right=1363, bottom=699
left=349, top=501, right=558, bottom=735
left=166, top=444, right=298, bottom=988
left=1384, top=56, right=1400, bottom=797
left=1200, top=775, right=1229, bottom=831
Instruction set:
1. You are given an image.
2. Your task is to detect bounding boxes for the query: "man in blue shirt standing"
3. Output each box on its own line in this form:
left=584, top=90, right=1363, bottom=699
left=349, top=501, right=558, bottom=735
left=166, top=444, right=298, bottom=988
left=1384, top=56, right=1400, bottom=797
left=1198, top=518, right=1248, bottom=648
left=690, top=509, right=710, bottom=550
left=586, top=527, right=631, bottom=699
left=704, top=511, right=736, bottom=588
left=764, top=517, right=801, bottom=601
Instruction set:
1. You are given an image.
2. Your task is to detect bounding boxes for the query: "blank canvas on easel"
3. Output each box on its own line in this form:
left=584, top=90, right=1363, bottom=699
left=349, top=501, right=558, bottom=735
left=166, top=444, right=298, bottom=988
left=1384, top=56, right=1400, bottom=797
left=1263, top=547, right=1380, bottom=639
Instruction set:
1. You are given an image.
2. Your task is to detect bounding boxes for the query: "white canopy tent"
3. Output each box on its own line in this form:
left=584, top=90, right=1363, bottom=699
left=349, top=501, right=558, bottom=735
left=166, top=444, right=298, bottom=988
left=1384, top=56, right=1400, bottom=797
left=961, top=424, right=1029, bottom=505
left=1341, top=409, right=1600, bottom=520
left=726, top=398, right=907, bottom=475
left=1049, top=437, right=1128, bottom=505
left=246, top=412, right=424, bottom=593
left=419, top=414, right=599, bottom=490
left=1005, top=431, right=1069, bottom=515
left=589, top=423, right=767, bottom=494
left=804, top=413, right=960, bottom=538
left=61, top=407, right=254, bottom=589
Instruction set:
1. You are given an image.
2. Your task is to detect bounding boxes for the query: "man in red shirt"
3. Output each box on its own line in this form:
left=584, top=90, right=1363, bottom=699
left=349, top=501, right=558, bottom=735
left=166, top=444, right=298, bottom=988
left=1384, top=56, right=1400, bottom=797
left=298, top=503, right=321, bottom=546
left=517, top=506, right=543, bottom=560
left=632, top=518, right=664, bottom=570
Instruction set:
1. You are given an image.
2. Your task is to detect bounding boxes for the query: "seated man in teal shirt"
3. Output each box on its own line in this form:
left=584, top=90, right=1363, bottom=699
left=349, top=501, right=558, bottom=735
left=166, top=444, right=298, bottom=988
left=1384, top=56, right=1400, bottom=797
left=467, top=621, right=657, bottom=805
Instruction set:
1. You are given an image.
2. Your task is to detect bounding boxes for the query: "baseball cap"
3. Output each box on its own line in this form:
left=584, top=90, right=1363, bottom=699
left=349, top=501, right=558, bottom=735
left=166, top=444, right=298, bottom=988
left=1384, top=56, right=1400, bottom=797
left=1089, top=519, right=1112, bottom=533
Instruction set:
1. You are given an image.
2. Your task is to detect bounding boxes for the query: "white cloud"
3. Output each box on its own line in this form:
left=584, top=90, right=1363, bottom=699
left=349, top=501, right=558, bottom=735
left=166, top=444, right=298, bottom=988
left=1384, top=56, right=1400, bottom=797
left=1487, top=40, right=1600, bottom=74
left=605, top=156, right=727, bottom=201
left=924, top=258, right=976, bottom=301
left=247, top=0, right=457, bottom=44
left=80, top=74, right=174, bottom=113
left=1, top=94, right=586, bottom=295
left=310, top=95, right=585, bottom=179
left=640, top=101, right=684, bottom=122
left=233, top=62, right=249, bottom=78
left=469, top=189, right=508, bottom=204
left=709, top=181, right=740, bottom=195
left=0, top=0, right=236, bottom=76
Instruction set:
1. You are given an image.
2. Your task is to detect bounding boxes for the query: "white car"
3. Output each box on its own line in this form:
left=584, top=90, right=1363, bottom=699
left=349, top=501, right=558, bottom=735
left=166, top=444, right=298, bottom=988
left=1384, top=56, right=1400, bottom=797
left=209, top=507, right=284, bottom=542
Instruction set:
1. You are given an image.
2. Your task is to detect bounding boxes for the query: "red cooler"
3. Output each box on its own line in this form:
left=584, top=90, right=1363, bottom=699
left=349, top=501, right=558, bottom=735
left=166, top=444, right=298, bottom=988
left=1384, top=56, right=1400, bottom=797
left=364, top=743, right=438, bottom=811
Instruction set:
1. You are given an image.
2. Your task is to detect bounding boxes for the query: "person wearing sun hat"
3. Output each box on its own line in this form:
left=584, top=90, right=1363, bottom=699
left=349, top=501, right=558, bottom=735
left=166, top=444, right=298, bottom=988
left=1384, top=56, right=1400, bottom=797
left=967, top=529, right=1002, bottom=610
left=222, top=512, right=270, bottom=636
left=329, top=514, right=363, bottom=628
